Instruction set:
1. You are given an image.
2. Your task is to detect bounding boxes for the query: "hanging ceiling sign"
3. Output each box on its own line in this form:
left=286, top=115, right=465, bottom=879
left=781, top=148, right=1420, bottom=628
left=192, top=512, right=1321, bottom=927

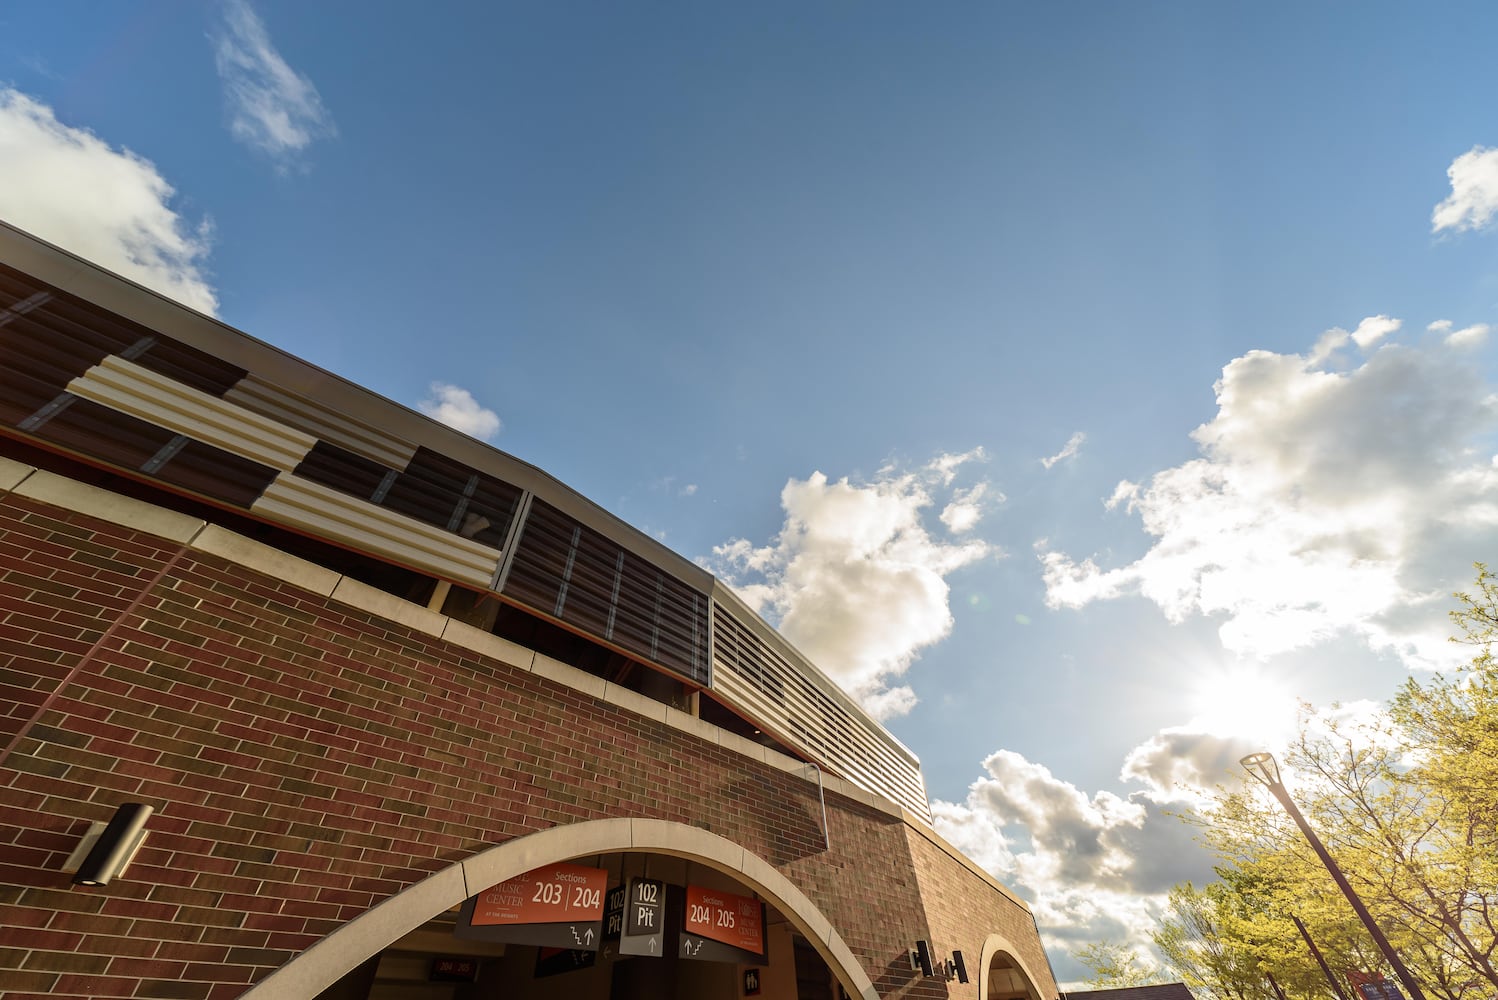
left=455, top=862, right=608, bottom=950
left=679, top=885, right=766, bottom=964
left=601, top=883, right=627, bottom=958
left=619, top=877, right=666, bottom=957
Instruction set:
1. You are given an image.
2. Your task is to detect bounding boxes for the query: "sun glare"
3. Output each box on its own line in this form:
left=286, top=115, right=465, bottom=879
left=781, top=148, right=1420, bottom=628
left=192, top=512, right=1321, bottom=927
left=1187, top=664, right=1300, bottom=742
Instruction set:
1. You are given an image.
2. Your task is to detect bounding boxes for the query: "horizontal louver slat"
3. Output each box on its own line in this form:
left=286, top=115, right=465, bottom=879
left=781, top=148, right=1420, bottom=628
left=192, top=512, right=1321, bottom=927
left=253, top=474, right=501, bottom=588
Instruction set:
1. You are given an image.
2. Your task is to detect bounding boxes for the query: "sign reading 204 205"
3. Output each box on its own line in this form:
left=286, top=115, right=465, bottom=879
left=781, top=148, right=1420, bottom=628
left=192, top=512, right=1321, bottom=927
left=455, top=862, right=608, bottom=950
left=679, top=885, right=766, bottom=964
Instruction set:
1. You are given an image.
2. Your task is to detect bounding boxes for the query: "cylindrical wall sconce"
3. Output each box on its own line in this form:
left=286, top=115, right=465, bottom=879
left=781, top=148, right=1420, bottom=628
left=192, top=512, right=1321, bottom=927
left=67, top=803, right=153, bottom=886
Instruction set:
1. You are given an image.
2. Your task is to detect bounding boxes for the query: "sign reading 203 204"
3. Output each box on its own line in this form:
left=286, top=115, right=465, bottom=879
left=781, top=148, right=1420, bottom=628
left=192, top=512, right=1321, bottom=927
left=455, top=862, right=609, bottom=950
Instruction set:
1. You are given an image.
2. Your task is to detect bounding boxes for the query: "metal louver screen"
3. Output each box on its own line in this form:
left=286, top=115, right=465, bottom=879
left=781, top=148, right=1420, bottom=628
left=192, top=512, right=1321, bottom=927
left=294, top=443, right=523, bottom=551
left=503, top=500, right=709, bottom=685
left=1, top=268, right=127, bottom=425
left=710, top=599, right=931, bottom=820
left=295, top=440, right=394, bottom=502
left=0, top=263, right=245, bottom=401
left=23, top=397, right=278, bottom=510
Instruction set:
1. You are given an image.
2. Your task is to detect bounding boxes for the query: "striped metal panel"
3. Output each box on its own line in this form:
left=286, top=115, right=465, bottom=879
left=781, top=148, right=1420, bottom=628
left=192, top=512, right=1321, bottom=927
left=503, top=499, right=709, bottom=685
left=710, top=599, right=931, bottom=821
left=17, top=396, right=279, bottom=511
left=253, top=474, right=502, bottom=589
left=67, top=355, right=316, bottom=471
left=225, top=374, right=417, bottom=469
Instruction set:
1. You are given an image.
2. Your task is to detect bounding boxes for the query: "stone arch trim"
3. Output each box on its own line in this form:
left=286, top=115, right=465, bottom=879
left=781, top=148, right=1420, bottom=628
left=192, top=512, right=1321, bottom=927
left=978, top=931, right=1049, bottom=1000
left=241, top=817, right=879, bottom=1000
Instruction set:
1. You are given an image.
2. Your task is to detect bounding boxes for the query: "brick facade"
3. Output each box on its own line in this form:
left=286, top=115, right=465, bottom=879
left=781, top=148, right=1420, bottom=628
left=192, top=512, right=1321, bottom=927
left=0, top=477, right=1058, bottom=1000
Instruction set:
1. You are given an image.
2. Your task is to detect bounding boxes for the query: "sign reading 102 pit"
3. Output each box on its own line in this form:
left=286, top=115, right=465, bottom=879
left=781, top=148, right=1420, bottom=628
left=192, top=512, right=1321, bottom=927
left=455, top=862, right=608, bottom=950
left=679, top=884, right=766, bottom=964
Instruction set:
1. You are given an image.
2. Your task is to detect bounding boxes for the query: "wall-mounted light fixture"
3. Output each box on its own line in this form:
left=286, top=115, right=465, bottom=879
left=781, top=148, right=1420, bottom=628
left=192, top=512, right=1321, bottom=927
left=913, top=939, right=934, bottom=977
left=952, top=950, right=970, bottom=984
left=66, top=803, right=153, bottom=886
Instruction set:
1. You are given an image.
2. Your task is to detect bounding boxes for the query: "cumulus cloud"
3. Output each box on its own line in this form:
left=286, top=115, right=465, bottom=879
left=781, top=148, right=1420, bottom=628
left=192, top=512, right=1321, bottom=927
left=1042, top=318, right=1498, bottom=669
left=934, top=749, right=1216, bottom=965
left=709, top=454, right=998, bottom=718
left=0, top=89, right=217, bottom=314
left=1432, top=145, right=1498, bottom=233
left=1041, top=431, right=1086, bottom=469
left=418, top=382, right=502, bottom=440
left=212, top=0, right=336, bottom=169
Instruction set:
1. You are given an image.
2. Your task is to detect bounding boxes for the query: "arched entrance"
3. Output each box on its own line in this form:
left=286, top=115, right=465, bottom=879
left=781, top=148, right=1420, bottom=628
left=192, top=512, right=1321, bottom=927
left=978, top=933, right=1047, bottom=1000
left=242, top=818, right=875, bottom=1000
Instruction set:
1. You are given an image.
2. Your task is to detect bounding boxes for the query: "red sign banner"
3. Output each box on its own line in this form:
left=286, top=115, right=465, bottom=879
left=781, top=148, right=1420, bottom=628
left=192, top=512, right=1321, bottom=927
left=684, top=885, right=765, bottom=957
left=471, top=863, right=608, bottom=926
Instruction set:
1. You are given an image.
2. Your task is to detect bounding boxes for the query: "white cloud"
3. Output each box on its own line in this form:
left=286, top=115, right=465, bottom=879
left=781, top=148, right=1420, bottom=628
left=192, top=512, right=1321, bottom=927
left=212, top=0, right=336, bottom=169
left=934, top=749, right=1215, bottom=966
left=1425, top=319, right=1489, bottom=348
left=1432, top=145, right=1498, bottom=233
left=418, top=382, right=502, bottom=440
left=928, top=446, right=988, bottom=486
left=0, top=89, right=218, bottom=314
left=1351, top=314, right=1399, bottom=349
left=1446, top=323, right=1491, bottom=349
left=940, top=483, right=995, bottom=533
left=1042, top=321, right=1498, bottom=670
left=681, top=483, right=698, bottom=497
left=1041, top=431, right=1086, bottom=469
left=709, top=457, right=997, bottom=718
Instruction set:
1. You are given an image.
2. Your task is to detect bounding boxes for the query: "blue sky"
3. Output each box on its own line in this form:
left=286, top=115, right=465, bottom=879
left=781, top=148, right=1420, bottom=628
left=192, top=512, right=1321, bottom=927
left=5, top=1, right=1498, bottom=979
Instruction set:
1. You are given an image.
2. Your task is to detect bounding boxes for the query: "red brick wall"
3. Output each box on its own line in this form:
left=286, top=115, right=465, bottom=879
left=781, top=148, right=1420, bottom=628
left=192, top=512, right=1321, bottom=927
left=906, top=826, right=1058, bottom=998
left=0, top=486, right=1048, bottom=1000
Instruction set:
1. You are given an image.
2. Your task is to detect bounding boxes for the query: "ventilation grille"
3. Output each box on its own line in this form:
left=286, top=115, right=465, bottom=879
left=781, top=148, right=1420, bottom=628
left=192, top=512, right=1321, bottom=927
left=712, top=601, right=931, bottom=821
left=503, top=499, right=709, bottom=685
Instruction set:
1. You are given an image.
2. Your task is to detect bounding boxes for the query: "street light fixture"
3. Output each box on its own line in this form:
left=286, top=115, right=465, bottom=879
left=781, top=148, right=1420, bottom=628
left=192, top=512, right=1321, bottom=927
left=1239, top=752, right=1426, bottom=1000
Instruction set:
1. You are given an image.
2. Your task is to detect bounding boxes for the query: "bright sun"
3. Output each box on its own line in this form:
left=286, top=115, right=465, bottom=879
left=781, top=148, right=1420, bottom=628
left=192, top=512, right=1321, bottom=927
left=1187, top=664, right=1300, bottom=742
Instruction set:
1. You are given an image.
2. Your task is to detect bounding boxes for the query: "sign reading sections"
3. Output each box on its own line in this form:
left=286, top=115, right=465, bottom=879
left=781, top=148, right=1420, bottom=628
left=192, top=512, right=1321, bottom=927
left=455, top=862, right=608, bottom=950
left=680, top=885, right=766, bottom=964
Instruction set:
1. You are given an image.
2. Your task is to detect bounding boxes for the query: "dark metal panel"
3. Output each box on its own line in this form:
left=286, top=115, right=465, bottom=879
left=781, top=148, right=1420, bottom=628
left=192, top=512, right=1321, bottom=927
left=153, top=438, right=278, bottom=510
left=502, top=499, right=710, bottom=685
left=29, top=396, right=177, bottom=469
left=294, top=440, right=393, bottom=501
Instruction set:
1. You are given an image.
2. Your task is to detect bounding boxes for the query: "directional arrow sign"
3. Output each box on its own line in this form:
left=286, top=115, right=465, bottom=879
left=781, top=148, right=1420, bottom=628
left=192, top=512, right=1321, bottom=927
left=680, top=885, right=766, bottom=964
left=619, top=877, right=665, bottom=957
left=455, top=862, right=608, bottom=950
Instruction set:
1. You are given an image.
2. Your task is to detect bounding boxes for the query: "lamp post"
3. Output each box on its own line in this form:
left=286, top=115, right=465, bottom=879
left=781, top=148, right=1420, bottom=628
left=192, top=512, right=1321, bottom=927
left=1291, top=913, right=1348, bottom=1000
left=1240, top=752, right=1427, bottom=1000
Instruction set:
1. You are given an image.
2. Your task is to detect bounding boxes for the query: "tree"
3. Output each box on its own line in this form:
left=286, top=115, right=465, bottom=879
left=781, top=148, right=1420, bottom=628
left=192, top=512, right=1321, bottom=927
left=1154, top=881, right=1276, bottom=1000
left=1076, top=940, right=1166, bottom=988
left=1161, top=567, right=1498, bottom=1000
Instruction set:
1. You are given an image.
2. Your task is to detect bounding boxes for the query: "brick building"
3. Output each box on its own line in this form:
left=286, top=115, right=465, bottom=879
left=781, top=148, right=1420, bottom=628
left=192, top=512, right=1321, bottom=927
left=0, top=220, right=1060, bottom=1000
